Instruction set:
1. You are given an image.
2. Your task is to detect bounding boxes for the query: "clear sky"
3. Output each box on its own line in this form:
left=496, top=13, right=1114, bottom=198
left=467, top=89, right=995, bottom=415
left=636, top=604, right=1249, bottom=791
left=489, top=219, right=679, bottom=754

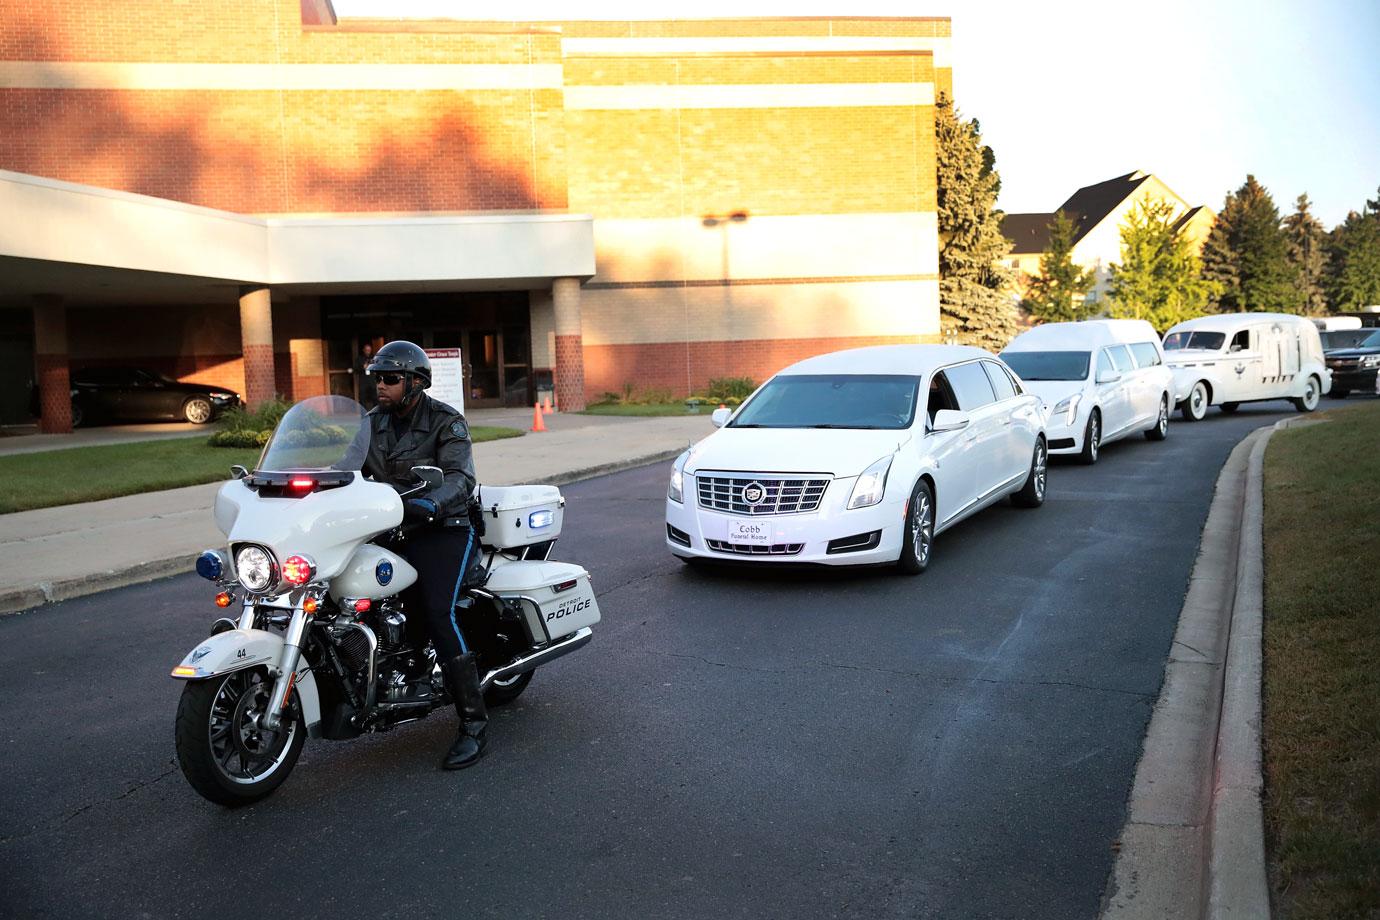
left=333, top=0, right=1380, bottom=228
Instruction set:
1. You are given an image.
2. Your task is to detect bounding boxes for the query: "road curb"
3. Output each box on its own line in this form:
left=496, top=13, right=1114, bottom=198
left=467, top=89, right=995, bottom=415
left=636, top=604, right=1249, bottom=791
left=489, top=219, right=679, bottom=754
left=1101, top=418, right=1318, bottom=919
left=0, top=449, right=685, bottom=619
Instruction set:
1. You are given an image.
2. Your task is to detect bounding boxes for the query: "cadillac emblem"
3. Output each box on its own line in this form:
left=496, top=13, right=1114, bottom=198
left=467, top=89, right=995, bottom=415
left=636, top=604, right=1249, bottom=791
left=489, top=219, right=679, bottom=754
left=742, top=482, right=767, bottom=506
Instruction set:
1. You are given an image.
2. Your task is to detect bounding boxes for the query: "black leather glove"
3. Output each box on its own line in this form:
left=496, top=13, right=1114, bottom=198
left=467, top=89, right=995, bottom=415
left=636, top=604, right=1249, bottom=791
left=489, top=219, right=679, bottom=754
left=404, top=497, right=438, bottom=524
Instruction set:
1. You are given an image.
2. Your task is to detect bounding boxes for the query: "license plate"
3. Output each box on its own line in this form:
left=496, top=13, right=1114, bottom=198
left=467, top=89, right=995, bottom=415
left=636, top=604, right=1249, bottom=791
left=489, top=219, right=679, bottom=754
left=728, top=518, right=773, bottom=545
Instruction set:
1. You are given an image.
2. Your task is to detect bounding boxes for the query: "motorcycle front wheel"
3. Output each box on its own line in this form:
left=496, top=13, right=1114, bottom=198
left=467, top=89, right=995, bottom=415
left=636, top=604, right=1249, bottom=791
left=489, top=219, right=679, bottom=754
left=175, top=667, right=305, bottom=807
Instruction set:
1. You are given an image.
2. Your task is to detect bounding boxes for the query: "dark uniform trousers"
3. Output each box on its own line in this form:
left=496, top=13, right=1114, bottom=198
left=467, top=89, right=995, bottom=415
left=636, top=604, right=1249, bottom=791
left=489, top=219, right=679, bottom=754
left=402, top=525, right=479, bottom=662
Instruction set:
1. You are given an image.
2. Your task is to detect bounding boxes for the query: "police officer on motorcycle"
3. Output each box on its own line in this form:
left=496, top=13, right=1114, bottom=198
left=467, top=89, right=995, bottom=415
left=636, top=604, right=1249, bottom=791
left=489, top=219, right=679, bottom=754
left=364, top=340, right=488, bottom=770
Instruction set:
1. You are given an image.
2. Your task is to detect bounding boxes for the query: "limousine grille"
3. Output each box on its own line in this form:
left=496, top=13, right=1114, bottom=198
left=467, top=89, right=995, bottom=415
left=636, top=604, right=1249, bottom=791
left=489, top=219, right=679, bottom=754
left=696, top=474, right=830, bottom=515
left=706, top=540, right=805, bottom=556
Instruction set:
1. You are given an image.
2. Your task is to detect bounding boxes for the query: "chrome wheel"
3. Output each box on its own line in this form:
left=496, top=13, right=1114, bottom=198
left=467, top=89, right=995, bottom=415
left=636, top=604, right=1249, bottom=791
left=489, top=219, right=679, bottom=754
left=184, top=397, right=213, bottom=424
left=911, top=489, right=934, bottom=567
left=207, top=670, right=296, bottom=785
left=1033, top=442, right=1048, bottom=502
left=1157, top=399, right=1168, bottom=435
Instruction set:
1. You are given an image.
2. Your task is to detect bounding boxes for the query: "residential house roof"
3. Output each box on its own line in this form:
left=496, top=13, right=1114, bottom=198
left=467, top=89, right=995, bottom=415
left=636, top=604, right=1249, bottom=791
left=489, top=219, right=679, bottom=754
left=1001, top=212, right=1056, bottom=254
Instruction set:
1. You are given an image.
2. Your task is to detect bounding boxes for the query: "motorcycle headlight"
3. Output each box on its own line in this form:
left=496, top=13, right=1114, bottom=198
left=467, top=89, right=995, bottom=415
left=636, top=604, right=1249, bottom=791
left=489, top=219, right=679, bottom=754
left=847, top=455, right=893, bottom=510
left=668, top=451, right=689, bottom=504
left=234, top=545, right=277, bottom=594
left=1051, top=393, right=1082, bottom=425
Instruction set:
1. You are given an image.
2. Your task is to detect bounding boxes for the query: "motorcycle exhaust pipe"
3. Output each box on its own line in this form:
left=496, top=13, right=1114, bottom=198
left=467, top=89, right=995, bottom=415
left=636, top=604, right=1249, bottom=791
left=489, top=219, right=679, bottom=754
left=480, top=627, right=592, bottom=692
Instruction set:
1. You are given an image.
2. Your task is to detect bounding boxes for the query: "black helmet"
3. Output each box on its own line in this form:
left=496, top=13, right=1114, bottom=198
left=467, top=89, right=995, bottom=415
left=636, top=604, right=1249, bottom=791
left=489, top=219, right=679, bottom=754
left=367, top=340, right=431, bottom=388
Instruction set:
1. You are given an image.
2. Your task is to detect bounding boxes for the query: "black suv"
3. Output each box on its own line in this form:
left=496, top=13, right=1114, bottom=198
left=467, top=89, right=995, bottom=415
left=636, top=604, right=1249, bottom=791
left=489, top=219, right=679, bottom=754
left=1324, top=328, right=1380, bottom=398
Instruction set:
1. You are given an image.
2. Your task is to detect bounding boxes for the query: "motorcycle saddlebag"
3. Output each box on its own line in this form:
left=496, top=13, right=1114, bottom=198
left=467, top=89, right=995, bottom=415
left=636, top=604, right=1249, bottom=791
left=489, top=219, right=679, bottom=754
left=484, top=559, right=599, bottom=643
left=477, top=484, right=564, bottom=549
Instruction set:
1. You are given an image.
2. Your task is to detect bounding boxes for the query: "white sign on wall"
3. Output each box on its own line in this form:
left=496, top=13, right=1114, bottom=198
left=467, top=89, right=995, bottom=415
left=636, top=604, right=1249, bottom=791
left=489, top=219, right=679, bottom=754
left=424, top=348, right=465, bottom=415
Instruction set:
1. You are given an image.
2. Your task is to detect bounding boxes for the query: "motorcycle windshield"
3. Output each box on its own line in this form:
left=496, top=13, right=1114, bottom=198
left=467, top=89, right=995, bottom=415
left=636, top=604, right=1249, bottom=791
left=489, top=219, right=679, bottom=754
left=256, top=395, right=370, bottom=472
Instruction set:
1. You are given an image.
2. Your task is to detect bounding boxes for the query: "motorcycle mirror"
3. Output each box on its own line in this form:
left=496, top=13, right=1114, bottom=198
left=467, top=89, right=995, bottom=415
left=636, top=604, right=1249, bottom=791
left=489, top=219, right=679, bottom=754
left=230, top=464, right=249, bottom=480
left=411, top=465, right=443, bottom=490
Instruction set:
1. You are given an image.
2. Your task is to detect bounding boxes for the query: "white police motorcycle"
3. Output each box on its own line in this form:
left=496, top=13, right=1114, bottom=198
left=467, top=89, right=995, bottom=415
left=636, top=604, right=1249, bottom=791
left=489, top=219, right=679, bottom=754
left=171, top=395, right=600, bottom=806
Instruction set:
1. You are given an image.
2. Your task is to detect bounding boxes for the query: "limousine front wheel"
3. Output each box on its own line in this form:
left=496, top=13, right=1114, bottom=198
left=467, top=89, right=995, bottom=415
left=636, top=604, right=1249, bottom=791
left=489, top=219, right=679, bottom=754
left=1181, top=381, right=1209, bottom=422
left=896, top=480, right=934, bottom=575
left=1292, top=375, right=1321, bottom=413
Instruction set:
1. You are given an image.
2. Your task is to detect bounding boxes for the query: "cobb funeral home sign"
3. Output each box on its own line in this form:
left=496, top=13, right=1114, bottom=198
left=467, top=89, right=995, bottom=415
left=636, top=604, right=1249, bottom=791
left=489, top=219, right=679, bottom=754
left=424, top=349, right=465, bottom=415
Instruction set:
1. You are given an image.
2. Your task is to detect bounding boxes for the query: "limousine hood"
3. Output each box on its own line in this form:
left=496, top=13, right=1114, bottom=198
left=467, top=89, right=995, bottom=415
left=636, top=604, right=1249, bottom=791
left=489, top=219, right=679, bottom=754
left=1164, top=349, right=1227, bottom=366
left=1021, top=379, right=1084, bottom=410
left=686, top=427, right=912, bottom=478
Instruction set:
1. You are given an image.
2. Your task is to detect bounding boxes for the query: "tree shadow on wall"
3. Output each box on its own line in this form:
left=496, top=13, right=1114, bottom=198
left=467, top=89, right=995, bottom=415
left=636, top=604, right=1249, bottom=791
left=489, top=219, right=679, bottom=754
left=1, top=28, right=548, bottom=216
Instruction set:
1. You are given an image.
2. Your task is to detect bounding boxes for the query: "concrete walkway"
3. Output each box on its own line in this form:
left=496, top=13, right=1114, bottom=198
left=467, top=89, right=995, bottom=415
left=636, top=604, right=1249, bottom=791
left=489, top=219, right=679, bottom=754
left=0, top=411, right=712, bottom=614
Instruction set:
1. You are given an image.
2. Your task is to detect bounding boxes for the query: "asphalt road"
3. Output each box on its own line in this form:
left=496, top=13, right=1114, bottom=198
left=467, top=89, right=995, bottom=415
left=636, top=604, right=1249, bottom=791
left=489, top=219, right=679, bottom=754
left=0, top=401, right=1303, bottom=920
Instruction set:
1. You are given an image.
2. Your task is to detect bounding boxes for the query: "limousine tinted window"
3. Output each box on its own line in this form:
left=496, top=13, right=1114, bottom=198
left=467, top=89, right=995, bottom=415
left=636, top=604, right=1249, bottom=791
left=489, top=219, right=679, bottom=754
left=1164, top=331, right=1226, bottom=351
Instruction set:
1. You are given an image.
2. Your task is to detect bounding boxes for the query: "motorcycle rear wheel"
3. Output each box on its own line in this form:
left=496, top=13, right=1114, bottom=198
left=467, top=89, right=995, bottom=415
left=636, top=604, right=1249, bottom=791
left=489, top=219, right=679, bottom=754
left=484, top=668, right=533, bottom=707
left=175, top=667, right=305, bottom=807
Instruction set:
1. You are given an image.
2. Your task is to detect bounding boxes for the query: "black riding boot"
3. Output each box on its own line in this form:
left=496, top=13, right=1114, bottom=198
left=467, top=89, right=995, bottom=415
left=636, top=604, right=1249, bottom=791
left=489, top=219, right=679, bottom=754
left=440, top=653, right=488, bottom=770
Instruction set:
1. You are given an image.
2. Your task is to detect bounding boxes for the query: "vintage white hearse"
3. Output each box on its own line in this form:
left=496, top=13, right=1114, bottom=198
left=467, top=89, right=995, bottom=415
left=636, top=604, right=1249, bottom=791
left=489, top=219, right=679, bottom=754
left=664, top=345, right=1047, bottom=574
left=1001, top=319, right=1173, bottom=464
left=1162, top=313, right=1331, bottom=420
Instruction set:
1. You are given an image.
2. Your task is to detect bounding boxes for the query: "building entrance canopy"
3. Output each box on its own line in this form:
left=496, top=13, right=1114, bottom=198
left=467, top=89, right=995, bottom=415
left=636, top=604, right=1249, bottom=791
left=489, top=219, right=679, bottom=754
left=0, top=169, right=594, bottom=298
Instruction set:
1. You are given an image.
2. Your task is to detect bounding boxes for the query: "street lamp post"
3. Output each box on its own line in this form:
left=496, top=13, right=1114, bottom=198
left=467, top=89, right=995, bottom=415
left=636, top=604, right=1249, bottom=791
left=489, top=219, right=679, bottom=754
left=701, top=210, right=749, bottom=312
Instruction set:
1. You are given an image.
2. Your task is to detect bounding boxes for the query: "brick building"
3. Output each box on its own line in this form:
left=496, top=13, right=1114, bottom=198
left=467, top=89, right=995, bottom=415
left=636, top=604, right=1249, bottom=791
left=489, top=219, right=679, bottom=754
left=0, top=1, right=950, bottom=432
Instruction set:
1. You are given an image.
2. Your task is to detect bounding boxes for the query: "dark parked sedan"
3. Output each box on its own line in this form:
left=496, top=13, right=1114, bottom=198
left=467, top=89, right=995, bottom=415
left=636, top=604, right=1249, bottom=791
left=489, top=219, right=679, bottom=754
left=32, top=367, right=241, bottom=426
left=1324, top=328, right=1380, bottom=399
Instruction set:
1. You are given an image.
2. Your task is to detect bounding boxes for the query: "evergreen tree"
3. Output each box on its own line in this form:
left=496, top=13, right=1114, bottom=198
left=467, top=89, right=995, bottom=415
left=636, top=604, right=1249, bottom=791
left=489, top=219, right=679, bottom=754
left=935, top=95, right=1018, bottom=350
left=1021, top=210, right=1097, bottom=323
left=1283, top=194, right=1329, bottom=315
left=1325, top=188, right=1380, bottom=311
left=1106, top=199, right=1221, bottom=332
left=1199, top=175, right=1295, bottom=312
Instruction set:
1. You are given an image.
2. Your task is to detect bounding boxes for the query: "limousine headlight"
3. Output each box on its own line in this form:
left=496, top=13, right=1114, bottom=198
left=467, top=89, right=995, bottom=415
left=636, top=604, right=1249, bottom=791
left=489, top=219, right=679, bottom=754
left=668, top=451, right=689, bottom=504
left=1051, top=393, right=1082, bottom=425
left=847, top=455, right=893, bottom=510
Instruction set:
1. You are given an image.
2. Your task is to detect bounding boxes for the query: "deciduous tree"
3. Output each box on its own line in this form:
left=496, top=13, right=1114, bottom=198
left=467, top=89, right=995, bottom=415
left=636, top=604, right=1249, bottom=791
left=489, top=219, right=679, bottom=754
left=1021, top=210, right=1096, bottom=323
left=1106, top=200, right=1221, bottom=332
left=935, top=96, right=1018, bottom=350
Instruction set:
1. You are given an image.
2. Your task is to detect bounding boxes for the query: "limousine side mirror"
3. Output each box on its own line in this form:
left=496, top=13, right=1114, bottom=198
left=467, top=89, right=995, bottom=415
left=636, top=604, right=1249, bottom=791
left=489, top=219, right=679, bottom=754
left=930, top=409, right=970, bottom=432
left=1096, top=369, right=1122, bottom=384
left=711, top=407, right=732, bottom=428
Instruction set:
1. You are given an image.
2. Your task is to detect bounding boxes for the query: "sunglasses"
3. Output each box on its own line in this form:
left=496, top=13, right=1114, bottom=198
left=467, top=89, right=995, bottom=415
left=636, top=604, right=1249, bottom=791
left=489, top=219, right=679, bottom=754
left=376, top=373, right=406, bottom=386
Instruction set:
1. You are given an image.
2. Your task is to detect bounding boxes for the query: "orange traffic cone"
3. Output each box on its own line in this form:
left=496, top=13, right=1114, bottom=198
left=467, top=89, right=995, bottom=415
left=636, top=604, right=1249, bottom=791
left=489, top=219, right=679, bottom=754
left=543, top=394, right=554, bottom=414
left=531, top=402, right=547, bottom=432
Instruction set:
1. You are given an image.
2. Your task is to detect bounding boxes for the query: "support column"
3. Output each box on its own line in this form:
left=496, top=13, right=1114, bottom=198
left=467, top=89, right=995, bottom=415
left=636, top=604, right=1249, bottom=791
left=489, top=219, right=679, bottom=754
left=239, top=285, right=276, bottom=409
left=33, top=295, right=70, bottom=434
left=552, top=277, right=585, bottom=412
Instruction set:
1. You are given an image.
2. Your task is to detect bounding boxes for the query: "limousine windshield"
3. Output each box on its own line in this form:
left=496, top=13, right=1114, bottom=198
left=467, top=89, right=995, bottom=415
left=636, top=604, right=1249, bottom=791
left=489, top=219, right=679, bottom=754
left=1000, top=351, right=1090, bottom=381
left=1163, top=331, right=1227, bottom=351
left=730, top=374, right=920, bottom=430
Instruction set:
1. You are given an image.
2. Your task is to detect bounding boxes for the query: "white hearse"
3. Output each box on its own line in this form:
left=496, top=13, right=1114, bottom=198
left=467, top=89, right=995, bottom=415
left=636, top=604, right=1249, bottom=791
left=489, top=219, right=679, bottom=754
left=664, top=345, right=1047, bottom=574
left=1000, top=319, right=1173, bottom=464
left=1162, top=313, right=1330, bottom=420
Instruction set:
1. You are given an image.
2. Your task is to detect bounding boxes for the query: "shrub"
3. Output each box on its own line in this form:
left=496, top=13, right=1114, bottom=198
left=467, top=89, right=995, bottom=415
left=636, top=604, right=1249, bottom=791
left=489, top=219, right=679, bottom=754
left=209, top=397, right=292, bottom=448
left=704, top=376, right=757, bottom=401
left=207, top=428, right=272, bottom=449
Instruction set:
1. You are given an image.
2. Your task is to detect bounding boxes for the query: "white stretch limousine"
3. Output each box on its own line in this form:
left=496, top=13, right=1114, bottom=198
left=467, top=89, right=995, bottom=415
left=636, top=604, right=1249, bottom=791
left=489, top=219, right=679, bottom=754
left=1000, top=319, right=1173, bottom=464
left=1162, top=313, right=1331, bottom=420
left=665, top=345, right=1047, bottom=574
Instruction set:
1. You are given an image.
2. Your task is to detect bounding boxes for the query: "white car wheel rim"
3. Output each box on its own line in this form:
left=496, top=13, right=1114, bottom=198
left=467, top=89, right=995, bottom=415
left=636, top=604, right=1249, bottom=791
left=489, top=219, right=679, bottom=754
left=1034, top=445, right=1047, bottom=500
left=187, top=400, right=211, bottom=423
left=1090, top=417, right=1099, bottom=459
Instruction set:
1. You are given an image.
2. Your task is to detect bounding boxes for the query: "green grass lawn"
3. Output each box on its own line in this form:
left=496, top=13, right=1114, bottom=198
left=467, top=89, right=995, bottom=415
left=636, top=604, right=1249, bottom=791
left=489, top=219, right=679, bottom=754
left=580, top=402, right=721, bottom=417
left=0, top=425, right=525, bottom=514
left=1262, top=399, right=1380, bottom=920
